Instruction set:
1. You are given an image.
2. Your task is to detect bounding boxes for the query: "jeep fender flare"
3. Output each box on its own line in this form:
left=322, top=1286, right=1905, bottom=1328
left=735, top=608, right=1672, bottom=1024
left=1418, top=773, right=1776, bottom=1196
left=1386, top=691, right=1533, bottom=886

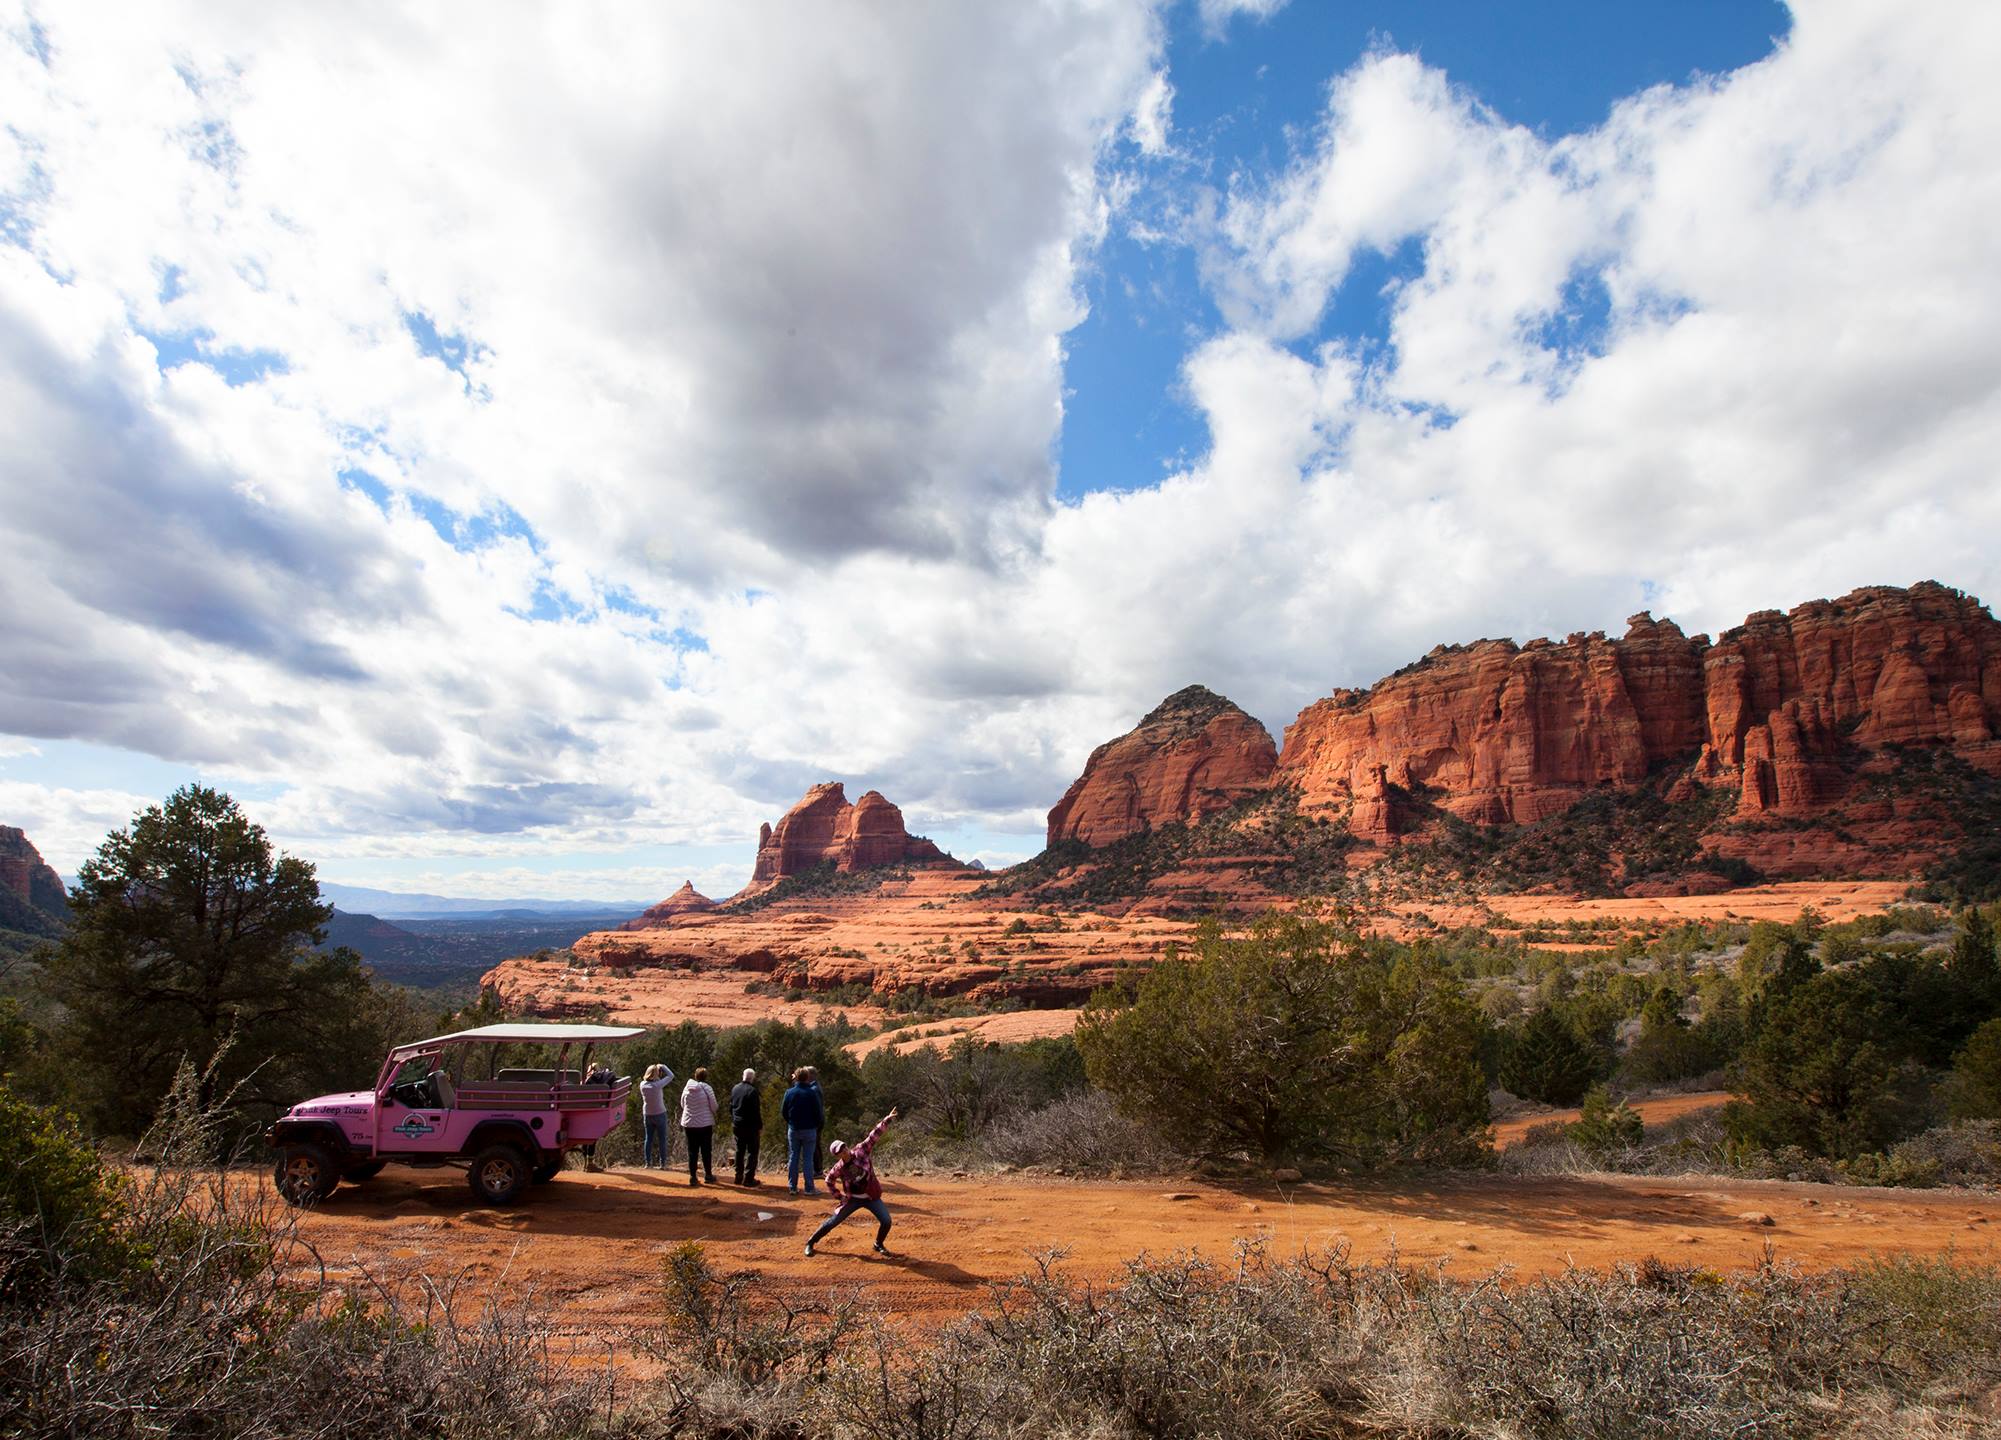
left=267, top=1119, right=353, bottom=1159
left=463, top=1118, right=545, bottom=1160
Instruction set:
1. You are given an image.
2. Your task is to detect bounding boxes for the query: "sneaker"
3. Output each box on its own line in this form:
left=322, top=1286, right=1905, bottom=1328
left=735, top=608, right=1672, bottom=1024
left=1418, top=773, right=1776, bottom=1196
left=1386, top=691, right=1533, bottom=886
left=873, top=1243, right=891, bottom=1255
left=804, top=1242, right=815, bottom=1257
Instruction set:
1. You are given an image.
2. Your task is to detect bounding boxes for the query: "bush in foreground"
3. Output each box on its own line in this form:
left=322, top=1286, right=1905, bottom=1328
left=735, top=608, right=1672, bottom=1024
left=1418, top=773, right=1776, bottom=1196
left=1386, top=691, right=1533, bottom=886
left=1076, top=910, right=1488, bottom=1170
left=661, top=1244, right=2001, bottom=1440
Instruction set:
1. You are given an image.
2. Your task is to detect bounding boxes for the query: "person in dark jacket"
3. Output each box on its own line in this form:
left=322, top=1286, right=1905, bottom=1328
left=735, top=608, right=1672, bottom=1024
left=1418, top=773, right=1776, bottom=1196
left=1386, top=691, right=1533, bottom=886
left=805, top=1066, right=826, bottom=1182
left=729, top=1068, right=763, bottom=1185
left=780, top=1067, right=824, bottom=1195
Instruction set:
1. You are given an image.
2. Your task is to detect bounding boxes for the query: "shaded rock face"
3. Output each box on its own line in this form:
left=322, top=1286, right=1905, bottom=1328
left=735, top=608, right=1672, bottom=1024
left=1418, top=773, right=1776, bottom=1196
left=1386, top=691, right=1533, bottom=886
left=750, top=783, right=947, bottom=885
left=620, top=881, right=718, bottom=931
left=1272, top=582, right=2001, bottom=837
left=1046, top=685, right=1279, bottom=848
left=0, top=826, right=66, bottom=916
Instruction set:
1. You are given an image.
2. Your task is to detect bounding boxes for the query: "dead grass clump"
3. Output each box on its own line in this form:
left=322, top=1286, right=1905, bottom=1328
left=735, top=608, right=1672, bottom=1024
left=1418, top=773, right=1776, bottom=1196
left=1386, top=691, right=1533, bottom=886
left=0, top=1065, right=629, bottom=1440
left=977, top=1091, right=1179, bottom=1176
left=800, top=1244, right=2001, bottom=1440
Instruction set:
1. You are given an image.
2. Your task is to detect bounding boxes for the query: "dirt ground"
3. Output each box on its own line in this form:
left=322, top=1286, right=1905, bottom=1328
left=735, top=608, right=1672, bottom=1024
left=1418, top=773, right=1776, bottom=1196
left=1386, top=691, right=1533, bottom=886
left=1490, top=1090, right=1733, bottom=1147
left=282, top=1160, right=1999, bottom=1349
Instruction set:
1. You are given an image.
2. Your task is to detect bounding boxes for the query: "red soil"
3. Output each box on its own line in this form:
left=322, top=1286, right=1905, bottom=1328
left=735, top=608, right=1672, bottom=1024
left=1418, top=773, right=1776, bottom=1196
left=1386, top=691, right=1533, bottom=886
left=283, top=1165, right=2000, bottom=1348
left=1491, top=1091, right=1733, bottom=1147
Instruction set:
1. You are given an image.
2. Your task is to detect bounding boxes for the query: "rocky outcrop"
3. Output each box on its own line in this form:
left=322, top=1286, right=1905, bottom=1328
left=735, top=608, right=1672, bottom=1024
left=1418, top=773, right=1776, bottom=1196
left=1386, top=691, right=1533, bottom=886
left=1700, top=584, right=2001, bottom=815
left=0, top=826, right=65, bottom=916
left=1268, top=584, right=2000, bottom=840
left=1046, top=686, right=1278, bottom=847
left=1275, top=616, right=1712, bottom=831
left=1031, top=583, right=1996, bottom=882
left=749, top=783, right=948, bottom=886
left=619, top=881, right=718, bottom=931
left=0, top=826, right=67, bottom=939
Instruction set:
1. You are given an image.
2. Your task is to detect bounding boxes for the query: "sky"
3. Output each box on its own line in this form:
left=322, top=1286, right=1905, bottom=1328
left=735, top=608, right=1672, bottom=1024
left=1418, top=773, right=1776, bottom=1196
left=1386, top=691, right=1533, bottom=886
left=3, top=0, right=1998, bottom=903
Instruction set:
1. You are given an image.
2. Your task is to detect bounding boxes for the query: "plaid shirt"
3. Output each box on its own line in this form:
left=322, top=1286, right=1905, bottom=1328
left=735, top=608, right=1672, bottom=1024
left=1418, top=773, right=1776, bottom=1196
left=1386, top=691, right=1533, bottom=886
left=829, top=1112, right=893, bottom=1202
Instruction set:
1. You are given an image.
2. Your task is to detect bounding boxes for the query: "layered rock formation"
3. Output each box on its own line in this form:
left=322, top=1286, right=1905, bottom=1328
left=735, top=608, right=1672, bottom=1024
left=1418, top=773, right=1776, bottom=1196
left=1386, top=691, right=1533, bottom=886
left=0, top=826, right=68, bottom=940
left=750, top=783, right=948, bottom=886
left=1046, top=686, right=1278, bottom=847
left=1265, top=583, right=1999, bottom=843
left=0, top=826, right=65, bottom=914
left=1696, top=585, right=2001, bottom=816
left=619, top=881, right=718, bottom=931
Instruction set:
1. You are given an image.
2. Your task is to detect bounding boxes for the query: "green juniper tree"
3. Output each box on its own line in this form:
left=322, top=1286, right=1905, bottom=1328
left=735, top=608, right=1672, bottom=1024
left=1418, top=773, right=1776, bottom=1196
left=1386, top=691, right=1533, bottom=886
left=38, top=786, right=388, bottom=1138
left=1499, top=1006, right=1601, bottom=1106
left=1075, top=911, right=1487, bottom=1170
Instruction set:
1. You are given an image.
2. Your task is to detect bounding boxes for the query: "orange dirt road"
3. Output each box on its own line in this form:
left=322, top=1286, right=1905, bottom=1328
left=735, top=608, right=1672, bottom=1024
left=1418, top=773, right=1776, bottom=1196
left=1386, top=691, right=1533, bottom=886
left=284, top=1164, right=1999, bottom=1346
left=1491, top=1090, right=1733, bottom=1147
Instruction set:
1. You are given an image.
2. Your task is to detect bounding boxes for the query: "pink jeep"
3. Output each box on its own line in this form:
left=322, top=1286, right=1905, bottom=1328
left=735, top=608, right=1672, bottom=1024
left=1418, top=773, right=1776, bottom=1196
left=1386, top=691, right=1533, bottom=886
left=267, top=1022, right=643, bottom=1206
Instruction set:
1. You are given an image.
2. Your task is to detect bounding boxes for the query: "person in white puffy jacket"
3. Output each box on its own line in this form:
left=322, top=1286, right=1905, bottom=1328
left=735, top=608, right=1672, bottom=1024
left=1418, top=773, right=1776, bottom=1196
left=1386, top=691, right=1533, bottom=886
left=679, top=1066, right=719, bottom=1185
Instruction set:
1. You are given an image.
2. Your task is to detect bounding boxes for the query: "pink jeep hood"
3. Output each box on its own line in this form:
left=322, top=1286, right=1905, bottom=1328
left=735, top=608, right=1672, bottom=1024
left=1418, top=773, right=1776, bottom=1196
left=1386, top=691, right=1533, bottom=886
left=285, top=1090, right=375, bottom=1118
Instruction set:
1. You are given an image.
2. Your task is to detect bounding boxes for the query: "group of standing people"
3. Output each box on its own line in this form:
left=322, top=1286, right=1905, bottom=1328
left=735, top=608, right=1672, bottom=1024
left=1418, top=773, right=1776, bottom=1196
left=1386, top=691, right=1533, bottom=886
left=634, top=1061, right=832, bottom=1191
left=626, top=1057, right=900, bottom=1256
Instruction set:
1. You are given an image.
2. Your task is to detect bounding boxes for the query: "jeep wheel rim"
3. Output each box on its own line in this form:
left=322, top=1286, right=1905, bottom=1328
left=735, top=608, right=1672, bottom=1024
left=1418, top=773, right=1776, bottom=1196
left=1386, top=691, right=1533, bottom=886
left=283, top=1155, right=323, bottom=1195
left=479, top=1158, right=516, bottom=1194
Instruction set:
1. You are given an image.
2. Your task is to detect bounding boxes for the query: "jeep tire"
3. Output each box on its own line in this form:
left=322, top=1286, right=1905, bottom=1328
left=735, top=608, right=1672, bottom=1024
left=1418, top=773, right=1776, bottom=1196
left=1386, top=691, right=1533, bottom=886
left=275, top=1143, right=340, bottom=1206
left=344, top=1160, right=386, bottom=1183
left=531, top=1153, right=562, bottom=1184
left=468, top=1143, right=531, bottom=1205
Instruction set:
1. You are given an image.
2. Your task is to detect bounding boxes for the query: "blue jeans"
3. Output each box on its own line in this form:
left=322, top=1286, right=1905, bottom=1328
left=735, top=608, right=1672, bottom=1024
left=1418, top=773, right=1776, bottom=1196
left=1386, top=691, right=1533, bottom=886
left=643, top=1114, right=672, bottom=1167
left=808, top=1195, right=892, bottom=1249
left=788, top=1127, right=818, bottom=1191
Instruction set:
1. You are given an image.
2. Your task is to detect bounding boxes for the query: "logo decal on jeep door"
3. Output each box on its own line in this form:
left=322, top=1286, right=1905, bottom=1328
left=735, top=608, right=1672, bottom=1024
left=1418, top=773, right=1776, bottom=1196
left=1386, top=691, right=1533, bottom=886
left=391, top=1115, right=436, bottom=1139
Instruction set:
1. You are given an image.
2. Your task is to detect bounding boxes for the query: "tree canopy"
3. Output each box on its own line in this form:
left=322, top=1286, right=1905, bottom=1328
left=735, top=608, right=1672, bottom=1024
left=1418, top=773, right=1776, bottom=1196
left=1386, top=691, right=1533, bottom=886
left=38, top=785, right=400, bottom=1137
left=1074, top=911, right=1487, bottom=1170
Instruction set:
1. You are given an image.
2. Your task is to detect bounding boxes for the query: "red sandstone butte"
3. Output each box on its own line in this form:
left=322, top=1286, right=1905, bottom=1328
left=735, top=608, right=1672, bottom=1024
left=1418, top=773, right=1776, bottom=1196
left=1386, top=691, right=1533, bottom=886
left=1046, top=685, right=1278, bottom=848
left=0, top=825, right=66, bottom=913
left=748, top=783, right=947, bottom=887
left=1271, top=582, right=2001, bottom=841
left=619, top=881, right=718, bottom=931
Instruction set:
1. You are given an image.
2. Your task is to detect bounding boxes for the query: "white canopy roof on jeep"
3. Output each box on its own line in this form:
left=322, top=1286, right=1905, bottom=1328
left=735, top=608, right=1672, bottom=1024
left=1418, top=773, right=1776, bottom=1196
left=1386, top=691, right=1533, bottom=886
left=387, top=1023, right=645, bottom=1062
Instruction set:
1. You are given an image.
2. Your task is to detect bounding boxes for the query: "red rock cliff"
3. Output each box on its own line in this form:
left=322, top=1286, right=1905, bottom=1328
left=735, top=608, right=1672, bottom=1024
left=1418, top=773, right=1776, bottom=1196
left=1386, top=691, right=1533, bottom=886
left=749, top=783, right=948, bottom=886
left=1046, top=685, right=1278, bottom=847
left=1273, top=582, right=2000, bottom=838
left=0, top=825, right=67, bottom=917
left=1700, top=584, right=2001, bottom=815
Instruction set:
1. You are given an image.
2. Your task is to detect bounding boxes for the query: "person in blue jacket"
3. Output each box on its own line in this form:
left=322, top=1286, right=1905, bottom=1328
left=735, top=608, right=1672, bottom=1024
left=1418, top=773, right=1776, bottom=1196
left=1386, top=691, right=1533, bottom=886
left=780, top=1067, right=825, bottom=1194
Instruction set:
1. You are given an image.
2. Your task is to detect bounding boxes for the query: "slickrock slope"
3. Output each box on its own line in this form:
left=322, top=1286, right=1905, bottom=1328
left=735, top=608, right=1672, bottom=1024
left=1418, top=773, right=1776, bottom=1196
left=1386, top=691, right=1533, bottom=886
left=750, top=784, right=948, bottom=887
left=487, top=868, right=1194, bottom=1024
left=1046, top=686, right=1278, bottom=847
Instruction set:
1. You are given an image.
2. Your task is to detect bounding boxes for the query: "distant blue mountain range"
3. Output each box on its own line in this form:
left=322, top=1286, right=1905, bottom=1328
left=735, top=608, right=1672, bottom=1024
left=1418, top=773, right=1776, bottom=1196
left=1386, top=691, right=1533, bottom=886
left=318, top=881, right=651, bottom=921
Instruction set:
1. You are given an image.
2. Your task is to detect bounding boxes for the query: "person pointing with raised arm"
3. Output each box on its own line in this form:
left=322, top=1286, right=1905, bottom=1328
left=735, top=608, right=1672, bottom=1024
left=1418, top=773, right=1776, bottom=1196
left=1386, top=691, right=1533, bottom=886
left=804, top=1107, right=900, bottom=1257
